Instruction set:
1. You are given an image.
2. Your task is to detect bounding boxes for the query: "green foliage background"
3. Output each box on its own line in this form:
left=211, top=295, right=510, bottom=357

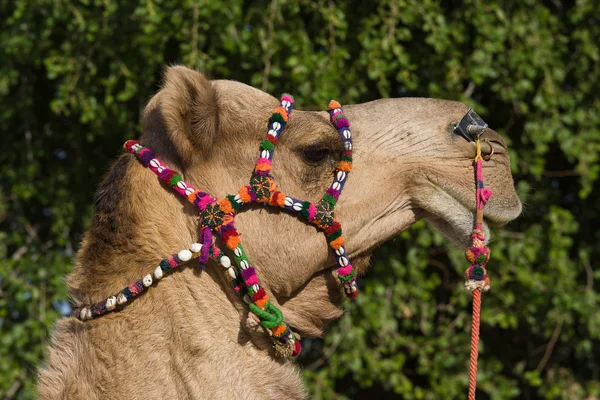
left=1, top=0, right=599, bottom=398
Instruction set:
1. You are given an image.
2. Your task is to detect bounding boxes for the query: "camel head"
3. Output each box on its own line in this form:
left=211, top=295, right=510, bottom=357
left=127, top=66, right=521, bottom=339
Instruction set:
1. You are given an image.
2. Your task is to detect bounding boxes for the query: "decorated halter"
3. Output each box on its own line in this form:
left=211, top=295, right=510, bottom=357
left=74, top=95, right=356, bottom=358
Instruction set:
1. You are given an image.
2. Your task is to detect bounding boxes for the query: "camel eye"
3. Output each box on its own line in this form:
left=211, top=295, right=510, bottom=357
left=302, top=146, right=330, bottom=164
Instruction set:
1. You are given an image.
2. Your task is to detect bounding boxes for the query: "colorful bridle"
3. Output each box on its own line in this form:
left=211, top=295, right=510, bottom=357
left=74, top=95, right=357, bottom=358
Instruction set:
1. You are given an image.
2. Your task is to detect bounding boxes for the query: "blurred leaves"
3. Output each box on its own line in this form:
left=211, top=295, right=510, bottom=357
left=1, top=0, right=599, bottom=399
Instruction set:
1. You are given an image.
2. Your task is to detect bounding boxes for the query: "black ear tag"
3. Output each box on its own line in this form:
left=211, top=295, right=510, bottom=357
left=454, top=109, right=488, bottom=142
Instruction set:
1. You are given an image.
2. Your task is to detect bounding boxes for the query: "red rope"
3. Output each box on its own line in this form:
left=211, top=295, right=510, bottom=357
left=468, top=289, right=481, bottom=400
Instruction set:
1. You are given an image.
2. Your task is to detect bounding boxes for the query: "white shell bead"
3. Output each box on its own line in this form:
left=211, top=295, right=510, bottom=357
left=185, top=187, right=194, bottom=196
left=234, top=194, right=243, bottom=203
left=268, top=129, right=277, bottom=137
left=178, top=249, right=192, bottom=262
left=240, top=260, right=249, bottom=269
left=332, top=182, right=341, bottom=190
left=220, top=255, right=231, bottom=268
left=234, top=247, right=242, bottom=257
left=345, top=142, right=352, bottom=151
left=228, top=268, right=237, bottom=279
left=150, top=159, right=160, bottom=168
left=106, top=296, right=117, bottom=311
left=252, top=284, right=260, bottom=292
left=261, top=150, right=270, bottom=159
left=117, top=293, right=128, bottom=305
left=154, top=266, right=163, bottom=280
left=343, top=129, right=351, bottom=139
left=190, top=243, right=202, bottom=253
left=272, top=122, right=281, bottom=131
left=337, top=171, right=347, bottom=181
left=339, top=256, right=349, bottom=267
left=176, top=181, right=187, bottom=190
left=157, top=166, right=165, bottom=173
left=335, top=247, right=345, bottom=256
left=284, top=197, right=293, bottom=207
left=293, top=203, right=303, bottom=211
left=143, top=274, right=153, bottom=287
left=243, top=294, right=251, bottom=304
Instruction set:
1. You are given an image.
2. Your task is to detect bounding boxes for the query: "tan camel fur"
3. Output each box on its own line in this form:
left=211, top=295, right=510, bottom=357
left=38, top=66, right=521, bottom=399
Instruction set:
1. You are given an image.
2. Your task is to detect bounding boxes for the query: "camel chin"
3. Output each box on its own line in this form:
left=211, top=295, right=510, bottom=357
left=417, top=182, right=490, bottom=248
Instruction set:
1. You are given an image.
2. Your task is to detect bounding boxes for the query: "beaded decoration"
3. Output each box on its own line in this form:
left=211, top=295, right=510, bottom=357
left=74, top=96, right=357, bottom=358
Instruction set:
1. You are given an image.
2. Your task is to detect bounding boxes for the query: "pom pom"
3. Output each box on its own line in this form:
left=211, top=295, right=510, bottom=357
left=271, top=324, right=287, bottom=337
left=337, top=264, right=353, bottom=276
left=329, top=236, right=345, bottom=249
left=292, top=340, right=302, bottom=357
left=328, top=99, right=341, bottom=110
left=326, top=187, right=340, bottom=200
left=260, top=139, right=275, bottom=151
left=281, top=94, right=294, bottom=104
left=323, top=193, right=337, bottom=206
left=336, top=161, right=352, bottom=172
left=124, top=140, right=138, bottom=152
left=138, top=148, right=155, bottom=166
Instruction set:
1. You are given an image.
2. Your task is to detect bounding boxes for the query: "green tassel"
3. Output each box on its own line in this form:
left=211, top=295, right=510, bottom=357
left=327, top=229, right=342, bottom=242
left=169, top=173, right=182, bottom=186
left=160, top=259, right=171, bottom=272
left=323, top=193, right=337, bottom=206
left=226, top=195, right=241, bottom=211
left=341, top=155, right=352, bottom=162
left=271, top=113, right=286, bottom=125
left=338, top=269, right=356, bottom=283
left=260, top=139, right=275, bottom=151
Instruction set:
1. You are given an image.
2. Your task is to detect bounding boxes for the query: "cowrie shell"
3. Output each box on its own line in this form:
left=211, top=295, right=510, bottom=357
left=220, top=256, right=231, bottom=268
left=143, top=274, right=153, bottom=287
left=332, top=182, right=341, bottom=190
left=106, top=296, right=117, bottom=311
left=284, top=197, right=293, bottom=207
left=337, top=171, right=347, bottom=181
left=338, top=257, right=349, bottom=267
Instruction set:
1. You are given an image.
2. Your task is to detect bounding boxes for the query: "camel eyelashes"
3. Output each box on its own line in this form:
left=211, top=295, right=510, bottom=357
left=301, top=146, right=331, bottom=164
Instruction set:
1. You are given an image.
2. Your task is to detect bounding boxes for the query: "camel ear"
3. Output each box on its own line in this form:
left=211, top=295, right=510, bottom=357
left=147, top=66, right=219, bottom=159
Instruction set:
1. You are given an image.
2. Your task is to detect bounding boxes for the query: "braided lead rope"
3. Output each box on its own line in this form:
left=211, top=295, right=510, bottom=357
left=464, top=136, right=493, bottom=399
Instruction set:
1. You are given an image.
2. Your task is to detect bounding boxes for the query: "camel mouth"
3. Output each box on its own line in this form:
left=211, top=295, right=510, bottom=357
left=418, top=182, right=490, bottom=247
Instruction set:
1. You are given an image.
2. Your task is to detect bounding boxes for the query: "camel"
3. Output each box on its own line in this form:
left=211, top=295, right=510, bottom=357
left=38, top=66, right=521, bottom=399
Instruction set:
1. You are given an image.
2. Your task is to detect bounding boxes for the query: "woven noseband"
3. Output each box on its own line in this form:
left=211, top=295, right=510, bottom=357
left=75, top=96, right=357, bottom=358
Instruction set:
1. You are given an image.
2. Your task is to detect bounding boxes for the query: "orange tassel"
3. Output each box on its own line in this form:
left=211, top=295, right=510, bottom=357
left=255, top=296, right=269, bottom=309
left=238, top=186, right=252, bottom=203
left=329, top=236, right=345, bottom=249
left=328, top=99, right=341, bottom=110
left=271, top=324, right=287, bottom=337
left=273, top=107, right=288, bottom=122
left=336, top=161, right=352, bottom=172
left=225, top=235, right=240, bottom=250
left=219, top=198, right=234, bottom=214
